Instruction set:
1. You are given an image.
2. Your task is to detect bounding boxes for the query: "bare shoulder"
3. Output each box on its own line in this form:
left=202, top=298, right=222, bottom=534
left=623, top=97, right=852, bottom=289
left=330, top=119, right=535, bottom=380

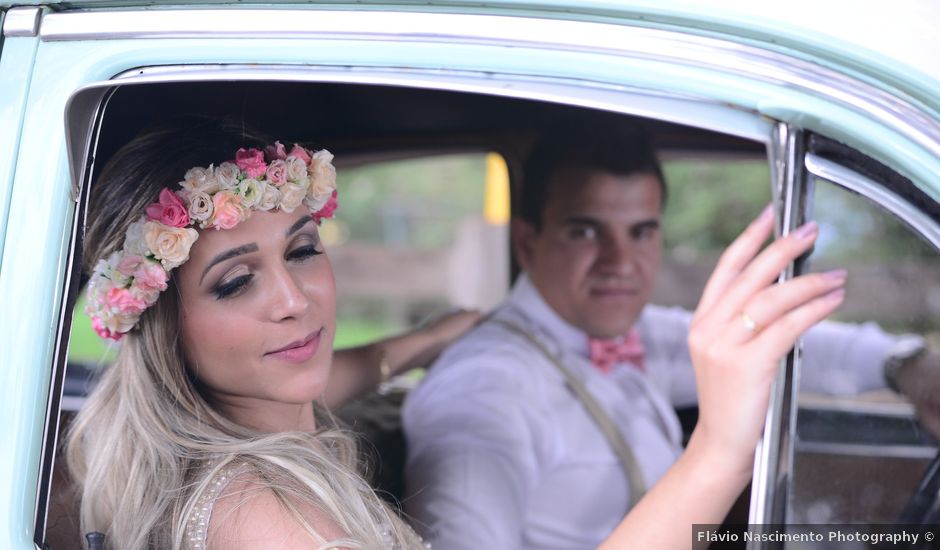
left=206, top=472, right=349, bottom=550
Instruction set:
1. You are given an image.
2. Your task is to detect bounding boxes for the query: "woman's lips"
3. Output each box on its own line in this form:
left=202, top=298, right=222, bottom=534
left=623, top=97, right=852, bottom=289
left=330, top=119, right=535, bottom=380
left=266, top=328, right=322, bottom=364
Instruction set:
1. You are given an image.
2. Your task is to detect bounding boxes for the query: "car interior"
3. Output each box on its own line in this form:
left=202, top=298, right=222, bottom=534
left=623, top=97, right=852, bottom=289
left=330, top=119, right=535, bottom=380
left=40, top=79, right=939, bottom=549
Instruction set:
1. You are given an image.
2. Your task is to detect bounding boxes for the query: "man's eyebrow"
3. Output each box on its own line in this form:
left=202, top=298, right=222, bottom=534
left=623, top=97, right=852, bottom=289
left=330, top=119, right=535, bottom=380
left=287, top=216, right=314, bottom=237
left=563, top=215, right=602, bottom=225
left=200, top=244, right=258, bottom=284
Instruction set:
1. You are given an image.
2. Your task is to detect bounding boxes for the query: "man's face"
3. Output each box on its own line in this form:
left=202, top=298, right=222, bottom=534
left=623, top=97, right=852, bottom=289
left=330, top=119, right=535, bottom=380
left=514, top=168, right=663, bottom=339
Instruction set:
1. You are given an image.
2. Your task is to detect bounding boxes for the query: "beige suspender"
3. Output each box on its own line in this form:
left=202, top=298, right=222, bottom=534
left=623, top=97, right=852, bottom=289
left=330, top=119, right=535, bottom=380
left=491, top=319, right=647, bottom=508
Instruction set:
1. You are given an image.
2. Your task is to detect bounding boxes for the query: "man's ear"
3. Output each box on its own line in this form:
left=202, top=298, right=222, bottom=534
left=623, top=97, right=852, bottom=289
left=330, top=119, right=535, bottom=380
left=511, top=218, right=538, bottom=271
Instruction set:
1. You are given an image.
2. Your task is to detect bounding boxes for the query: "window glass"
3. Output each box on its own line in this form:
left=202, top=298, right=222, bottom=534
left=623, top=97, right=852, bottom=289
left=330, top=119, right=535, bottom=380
left=787, top=177, right=940, bottom=528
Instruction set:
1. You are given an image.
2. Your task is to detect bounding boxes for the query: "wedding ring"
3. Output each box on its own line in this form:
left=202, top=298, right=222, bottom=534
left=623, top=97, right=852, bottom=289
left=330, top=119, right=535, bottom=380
left=741, top=312, right=760, bottom=334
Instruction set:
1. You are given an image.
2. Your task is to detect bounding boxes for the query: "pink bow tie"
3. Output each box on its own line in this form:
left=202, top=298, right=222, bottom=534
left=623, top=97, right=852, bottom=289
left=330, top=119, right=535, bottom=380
left=588, top=329, right=645, bottom=374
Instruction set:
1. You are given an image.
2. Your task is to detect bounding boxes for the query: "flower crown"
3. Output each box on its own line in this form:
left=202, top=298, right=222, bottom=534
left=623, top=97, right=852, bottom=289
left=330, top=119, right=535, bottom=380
left=86, top=142, right=339, bottom=341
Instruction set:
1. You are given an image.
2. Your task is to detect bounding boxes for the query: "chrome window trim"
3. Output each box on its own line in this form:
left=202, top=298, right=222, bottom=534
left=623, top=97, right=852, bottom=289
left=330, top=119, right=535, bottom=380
left=749, top=123, right=810, bottom=542
left=41, top=9, right=940, bottom=165
left=805, top=154, right=940, bottom=250
left=2, top=7, right=41, bottom=38
left=65, top=64, right=773, bottom=198
left=795, top=443, right=937, bottom=461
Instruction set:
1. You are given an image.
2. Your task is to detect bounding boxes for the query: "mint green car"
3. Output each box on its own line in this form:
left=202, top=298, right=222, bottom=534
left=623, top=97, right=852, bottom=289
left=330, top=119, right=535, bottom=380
left=2, top=2, right=938, bottom=548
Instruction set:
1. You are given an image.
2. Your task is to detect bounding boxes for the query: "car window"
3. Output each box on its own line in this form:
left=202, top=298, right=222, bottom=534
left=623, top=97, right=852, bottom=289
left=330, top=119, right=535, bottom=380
left=787, top=165, right=940, bottom=528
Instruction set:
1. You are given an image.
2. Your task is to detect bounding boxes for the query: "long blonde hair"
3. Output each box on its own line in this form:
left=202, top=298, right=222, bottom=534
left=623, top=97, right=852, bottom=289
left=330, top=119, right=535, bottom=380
left=67, top=117, right=424, bottom=549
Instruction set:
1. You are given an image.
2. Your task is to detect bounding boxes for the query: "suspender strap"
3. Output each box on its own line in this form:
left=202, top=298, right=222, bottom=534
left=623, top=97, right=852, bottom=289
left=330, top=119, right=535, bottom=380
left=491, top=319, right=647, bottom=507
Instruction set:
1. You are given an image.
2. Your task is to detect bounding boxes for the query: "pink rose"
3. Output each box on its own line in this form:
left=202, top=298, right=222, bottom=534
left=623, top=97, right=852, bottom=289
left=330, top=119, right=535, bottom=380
left=117, top=254, right=144, bottom=277
left=105, top=287, right=148, bottom=315
left=133, top=262, right=169, bottom=292
left=211, top=191, right=246, bottom=230
left=265, top=160, right=287, bottom=186
left=265, top=141, right=288, bottom=161
left=236, top=148, right=267, bottom=178
left=92, top=317, right=122, bottom=341
left=145, top=188, right=190, bottom=228
left=288, top=144, right=312, bottom=164
left=312, top=191, right=339, bottom=224
left=235, top=147, right=267, bottom=178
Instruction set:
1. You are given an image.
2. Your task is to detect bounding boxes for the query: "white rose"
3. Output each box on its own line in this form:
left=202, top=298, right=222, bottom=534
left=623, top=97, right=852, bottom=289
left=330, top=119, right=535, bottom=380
left=257, top=183, right=280, bottom=211
left=285, top=156, right=308, bottom=182
left=306, top=149, right=337, bottom=207
left=238, top=178, right=263, bottom=208
left=278, top=182, right=306, bottom=213
left=180, top=165, right=220, bottom=195
left=123, top=219, right=150, bottom=257
left=143, top=221, right=199, bottom=271
left=216, top=162, right=241, bottom=190
left=187, top=191, right=214, bottom=225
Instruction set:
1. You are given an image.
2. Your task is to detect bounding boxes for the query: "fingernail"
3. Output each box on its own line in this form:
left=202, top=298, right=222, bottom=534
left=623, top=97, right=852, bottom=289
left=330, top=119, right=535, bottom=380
left=822, top=269, right=847, bottom=282
left=757, top=204, right=773, bottom=222
left=824, top=288, right=845, bottom=302
left=793, top=221, right=818, bottom=240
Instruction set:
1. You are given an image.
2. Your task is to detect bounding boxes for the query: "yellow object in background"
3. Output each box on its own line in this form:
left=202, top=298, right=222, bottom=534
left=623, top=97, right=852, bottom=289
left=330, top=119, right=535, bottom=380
left=484, top=152, right=510, bottom=225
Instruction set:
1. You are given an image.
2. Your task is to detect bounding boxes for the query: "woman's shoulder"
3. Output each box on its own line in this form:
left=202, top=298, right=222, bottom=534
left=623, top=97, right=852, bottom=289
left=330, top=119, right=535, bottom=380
left=201, top=464, right=348, bottom=550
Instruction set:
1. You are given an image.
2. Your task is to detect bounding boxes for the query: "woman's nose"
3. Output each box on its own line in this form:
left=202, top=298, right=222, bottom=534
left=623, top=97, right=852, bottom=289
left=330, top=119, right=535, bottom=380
left=267, top=266, right=310, bottom=321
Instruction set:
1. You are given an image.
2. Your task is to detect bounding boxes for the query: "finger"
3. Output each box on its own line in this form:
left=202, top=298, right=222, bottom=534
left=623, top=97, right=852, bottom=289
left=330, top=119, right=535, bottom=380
left=705, top=221, right=819, bottom=327
left=696, top=205, right=774, bottom=317
left=745, top=287, right=845, bottom=360
left=729, top=269, right=847, bottom=343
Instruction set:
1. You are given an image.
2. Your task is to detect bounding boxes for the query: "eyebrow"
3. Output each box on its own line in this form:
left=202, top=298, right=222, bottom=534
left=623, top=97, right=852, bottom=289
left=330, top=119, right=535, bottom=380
left=198, top=216, right=316, bottom=285
left=200, top=244, right=259, bottom=284
left=563, top=216, right=661, bottom=231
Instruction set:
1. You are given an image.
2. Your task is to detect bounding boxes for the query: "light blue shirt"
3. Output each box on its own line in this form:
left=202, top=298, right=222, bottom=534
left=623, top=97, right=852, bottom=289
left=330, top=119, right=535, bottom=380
left=403, top=274, right=894, bottom=550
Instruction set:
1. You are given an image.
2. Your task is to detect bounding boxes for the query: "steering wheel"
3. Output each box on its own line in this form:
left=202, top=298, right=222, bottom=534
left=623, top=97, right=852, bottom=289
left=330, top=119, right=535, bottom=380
left=897, top=447, right=940, bottom=525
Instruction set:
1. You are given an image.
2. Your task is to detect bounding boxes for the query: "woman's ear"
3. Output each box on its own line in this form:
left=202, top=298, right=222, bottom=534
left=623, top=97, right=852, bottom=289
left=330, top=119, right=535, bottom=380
left=510, top=218, right=537, bottom=271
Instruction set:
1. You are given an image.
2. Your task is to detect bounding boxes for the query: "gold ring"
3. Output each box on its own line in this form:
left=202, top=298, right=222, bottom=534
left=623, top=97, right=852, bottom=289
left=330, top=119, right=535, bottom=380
left=741, top=312, right=760, bottom=333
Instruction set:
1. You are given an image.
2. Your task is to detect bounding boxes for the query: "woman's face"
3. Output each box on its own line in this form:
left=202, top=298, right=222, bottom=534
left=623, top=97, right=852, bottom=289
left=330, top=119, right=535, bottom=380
left=176, top=209, right=336, bottom=429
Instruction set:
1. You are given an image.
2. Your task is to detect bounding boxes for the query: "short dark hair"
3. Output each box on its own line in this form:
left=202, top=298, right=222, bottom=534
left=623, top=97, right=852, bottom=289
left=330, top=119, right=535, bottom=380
left=519, top=119, right=666, bottom=228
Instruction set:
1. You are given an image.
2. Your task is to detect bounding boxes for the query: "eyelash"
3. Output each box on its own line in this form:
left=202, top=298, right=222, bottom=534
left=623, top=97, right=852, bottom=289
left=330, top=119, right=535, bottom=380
left=212, top=245, right=323, bottom=300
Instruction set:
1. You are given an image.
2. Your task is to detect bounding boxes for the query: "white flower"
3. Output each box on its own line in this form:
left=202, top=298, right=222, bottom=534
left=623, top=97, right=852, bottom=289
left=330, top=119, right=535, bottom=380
left=278, top=182, right=306, bottom=213
left=285, top=156, right=308, bottom=182
left=216, top=162, right=241, bottom=190
left=257, top=182, right=280, bottom=211
left=305, top=149, right=337, bottom=209
left=238, top=178, right=263, bottom=208
left=143, top=221, right=199, bottom=271
left=187, top=191, right=214, bottom=225
left=123, top=218, right=150, bottom=257
left=180, top=165, right=220, bottom=195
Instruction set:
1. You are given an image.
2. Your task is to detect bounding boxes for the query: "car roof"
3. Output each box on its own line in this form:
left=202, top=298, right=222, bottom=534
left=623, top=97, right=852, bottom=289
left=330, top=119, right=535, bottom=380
left=5, top=0, right=939, bottom=100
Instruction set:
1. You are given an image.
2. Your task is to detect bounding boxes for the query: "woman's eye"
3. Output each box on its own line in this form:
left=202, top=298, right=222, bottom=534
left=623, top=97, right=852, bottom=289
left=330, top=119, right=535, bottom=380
left=287, top=244, right=323, bottom=261
left=214, top=274, right=253, bottom=300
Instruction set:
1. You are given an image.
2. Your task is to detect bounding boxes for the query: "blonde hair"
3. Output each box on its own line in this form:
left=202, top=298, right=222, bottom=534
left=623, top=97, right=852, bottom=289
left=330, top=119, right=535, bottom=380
left=67, top=117, right=425, bottom=549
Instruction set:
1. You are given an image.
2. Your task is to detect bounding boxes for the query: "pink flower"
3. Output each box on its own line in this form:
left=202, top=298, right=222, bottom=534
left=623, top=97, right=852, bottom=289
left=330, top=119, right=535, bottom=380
left=134, top=262, right=168, bottom=292
left=313, top=191, right=339, bottom=224
left=92, top=317, right=122, bottom=341
left=288, top=144, right=312, bottom=164
left=211, top=191, right=245, bottom=230
left=235, top=148, right=267, bottom=178
left=105, top=287, right=148, bottom=315
left=265, top=160, right=287, bottom=186
left=117, top=254, right=144, bottom=277
left=145, top=188, right=190, bottom=228
left=265, top=141, right=287, bottom=161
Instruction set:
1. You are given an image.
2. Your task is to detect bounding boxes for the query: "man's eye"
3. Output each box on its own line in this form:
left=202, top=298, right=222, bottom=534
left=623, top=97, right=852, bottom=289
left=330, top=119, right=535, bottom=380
left=214, top=274, right=253, bottom=300
left=568, top=226, right=597, bottom=240
left=287, top=245, right=323, bottom=261
left=632, top=224, right=659, bottom=240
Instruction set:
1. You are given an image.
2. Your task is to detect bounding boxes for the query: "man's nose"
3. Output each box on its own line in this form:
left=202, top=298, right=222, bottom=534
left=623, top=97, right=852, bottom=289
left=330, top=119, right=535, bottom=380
left=597, top=235, right=638, bottom=275
left=267, top=265, right=310, bottom=321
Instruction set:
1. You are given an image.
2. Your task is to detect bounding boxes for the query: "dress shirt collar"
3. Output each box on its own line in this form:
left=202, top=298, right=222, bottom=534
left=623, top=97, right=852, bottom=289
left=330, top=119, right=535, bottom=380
left=506, top=273, right=594, bottom=359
